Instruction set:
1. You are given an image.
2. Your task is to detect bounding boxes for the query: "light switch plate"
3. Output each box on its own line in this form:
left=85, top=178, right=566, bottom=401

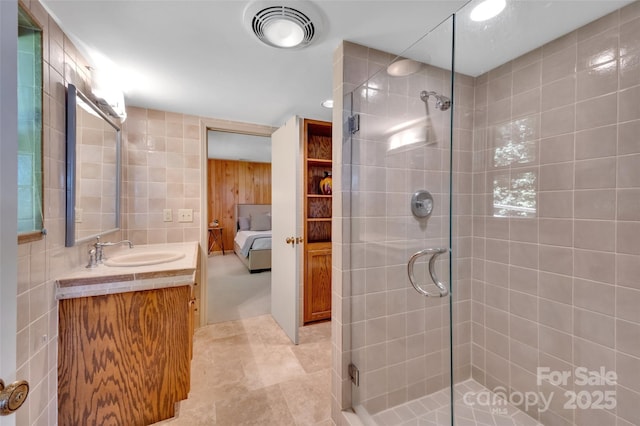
left=178, top=209, right=193, bottom=222
left=163, top=209, right=172, bottom=222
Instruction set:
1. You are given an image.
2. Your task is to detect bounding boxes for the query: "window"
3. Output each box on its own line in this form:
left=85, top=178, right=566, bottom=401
left=491, top=118, right=537, bottom=218
left=17, top=6, right=43, bottom=243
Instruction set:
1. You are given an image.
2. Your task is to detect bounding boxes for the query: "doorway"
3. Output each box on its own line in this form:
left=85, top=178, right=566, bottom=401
left=203, top=127, right=273, bottom=325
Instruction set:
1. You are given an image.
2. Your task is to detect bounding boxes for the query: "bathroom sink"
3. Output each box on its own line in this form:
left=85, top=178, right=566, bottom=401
left=104, top=251, right=185, bottom=267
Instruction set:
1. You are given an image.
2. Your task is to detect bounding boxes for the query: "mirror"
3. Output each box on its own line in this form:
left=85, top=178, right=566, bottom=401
left=65, top=83, right=121, bottom=247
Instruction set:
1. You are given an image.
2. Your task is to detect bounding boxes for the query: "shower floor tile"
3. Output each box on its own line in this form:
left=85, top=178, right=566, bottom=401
left=372, top=379, right=543, bottom=426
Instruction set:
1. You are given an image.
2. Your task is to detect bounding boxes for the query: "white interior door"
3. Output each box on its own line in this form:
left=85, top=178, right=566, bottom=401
left=271, top=116, right=300, bottom=344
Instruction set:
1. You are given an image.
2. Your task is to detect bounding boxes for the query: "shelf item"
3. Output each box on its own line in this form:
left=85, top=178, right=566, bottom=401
left=319, top=171, right=332, bottom=195
left=307, top=164, right=332, bottom=195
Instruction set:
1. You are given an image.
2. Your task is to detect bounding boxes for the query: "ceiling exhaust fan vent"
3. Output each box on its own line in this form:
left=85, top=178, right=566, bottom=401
left=244, top=1, right=321, bottom=49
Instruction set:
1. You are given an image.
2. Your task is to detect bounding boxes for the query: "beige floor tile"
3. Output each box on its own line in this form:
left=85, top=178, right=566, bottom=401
left=158, top=316, right=332, bottom=425
left=157, top=391, right=216, bottom=425
left=190, top=359, right=253, bottom=401
left=207, top=333, right=266, bottom=364
left=299, top=321, right=331, bottom=344
left=279, top=369, right=331, bottom=425
left=291, top=340, right=332, bottom=373
left=215, top=384, right=297, bottom=426
left=243, top=345, right=308, bottom=390
left=241, top=314, right=298, bottom=347
left=197, top=318, right=249, bottom=340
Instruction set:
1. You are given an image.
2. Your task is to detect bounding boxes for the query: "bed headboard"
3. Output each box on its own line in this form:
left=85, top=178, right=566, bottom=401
left=234, top=204, right=272, bottom=232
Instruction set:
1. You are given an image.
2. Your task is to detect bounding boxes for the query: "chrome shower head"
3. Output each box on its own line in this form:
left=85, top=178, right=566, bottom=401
left=420, top=90, right=451, bottom=111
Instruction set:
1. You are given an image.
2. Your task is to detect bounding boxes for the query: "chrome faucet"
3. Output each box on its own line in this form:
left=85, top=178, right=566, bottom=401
left=87, top=236, right=134, bottom=267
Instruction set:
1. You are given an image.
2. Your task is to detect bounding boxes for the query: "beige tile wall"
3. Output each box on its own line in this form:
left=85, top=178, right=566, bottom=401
left=121, top=107, right=202, bottom=245
left=470, top=3, right=640, bottom=426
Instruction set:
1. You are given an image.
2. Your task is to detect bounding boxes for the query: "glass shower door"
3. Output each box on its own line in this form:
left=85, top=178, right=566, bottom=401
left=345, top=14, right=457, bottom=424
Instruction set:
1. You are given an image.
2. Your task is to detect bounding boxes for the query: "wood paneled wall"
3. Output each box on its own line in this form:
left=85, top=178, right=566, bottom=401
left=207, top=159, right=271, bottom=252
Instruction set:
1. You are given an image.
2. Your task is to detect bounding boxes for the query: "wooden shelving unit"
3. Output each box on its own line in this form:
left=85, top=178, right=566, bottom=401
left=303, top=119, right=332, bottom=324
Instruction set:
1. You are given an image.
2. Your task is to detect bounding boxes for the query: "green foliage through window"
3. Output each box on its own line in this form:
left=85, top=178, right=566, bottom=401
left=17, top=7, right=43, bottom=236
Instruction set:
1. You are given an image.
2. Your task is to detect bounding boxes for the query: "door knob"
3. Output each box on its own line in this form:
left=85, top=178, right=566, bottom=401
left=0, top=378, right=29, bottom=415
left=295, top=236, right=304, bottom=244
left=286, top=237, right=294, bottom=244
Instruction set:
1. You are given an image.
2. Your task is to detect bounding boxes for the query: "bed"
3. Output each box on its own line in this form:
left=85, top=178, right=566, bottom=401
left=233, top=204, right=272, bottom=273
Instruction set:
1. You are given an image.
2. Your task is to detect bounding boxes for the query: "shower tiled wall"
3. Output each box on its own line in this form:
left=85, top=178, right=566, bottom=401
left=334, top=2, right=640, bottom=425
left=331, top=40, right=473, bottom=420
left=470, top=3, right=640, bottom=426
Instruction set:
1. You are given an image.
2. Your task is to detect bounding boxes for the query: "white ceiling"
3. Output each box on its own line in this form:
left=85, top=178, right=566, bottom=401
left=41, top=0, right=631, bottom=129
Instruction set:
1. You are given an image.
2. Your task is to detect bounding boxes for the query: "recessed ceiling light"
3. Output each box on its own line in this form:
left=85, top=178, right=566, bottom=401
left=321, top=99, right=333, bottom=108
left=244, top=1, right=322, bottom=49
left=387, top=58, right=422, bottom=77
left=470, top=0, right=506, bottom=22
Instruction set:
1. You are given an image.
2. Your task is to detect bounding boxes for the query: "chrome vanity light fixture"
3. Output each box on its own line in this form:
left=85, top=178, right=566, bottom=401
left=91, top=68, right=127, bottom=121
left=243, top=0, right=323, bottom=49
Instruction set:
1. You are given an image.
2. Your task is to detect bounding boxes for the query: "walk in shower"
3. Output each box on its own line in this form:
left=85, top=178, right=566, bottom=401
left=335, top=0, right=640, bottom=425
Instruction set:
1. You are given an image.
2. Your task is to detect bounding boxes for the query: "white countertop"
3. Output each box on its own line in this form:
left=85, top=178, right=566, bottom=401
left=56, top=241, right=200, bottom=300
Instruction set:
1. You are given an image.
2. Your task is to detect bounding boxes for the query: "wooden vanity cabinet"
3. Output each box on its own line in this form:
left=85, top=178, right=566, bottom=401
left=58, top=285, right=193, bottom=426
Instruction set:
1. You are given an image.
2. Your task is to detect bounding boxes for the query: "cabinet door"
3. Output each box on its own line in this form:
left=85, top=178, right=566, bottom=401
left=304, top=245, right=332, bottom=323
left=58, top=286, right=191, bottom=425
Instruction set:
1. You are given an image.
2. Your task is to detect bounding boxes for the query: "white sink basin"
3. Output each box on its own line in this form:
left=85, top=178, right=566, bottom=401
left=104, top=251, right=185, bottom=267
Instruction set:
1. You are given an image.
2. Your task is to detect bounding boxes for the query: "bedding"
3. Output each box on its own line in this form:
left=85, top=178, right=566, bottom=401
left=238, top=216, right=250, bottom=231
left=234, top=230, right=272, bottom=257
left=249, top=213, right=271, bottom=231
left=234, top=204, right=272, bottom=273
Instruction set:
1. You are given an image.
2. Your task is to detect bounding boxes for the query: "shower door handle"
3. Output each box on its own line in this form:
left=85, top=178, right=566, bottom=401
left=407, top=247, right=449, bottom=297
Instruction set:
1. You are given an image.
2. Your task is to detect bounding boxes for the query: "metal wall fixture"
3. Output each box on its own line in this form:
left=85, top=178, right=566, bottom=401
left=420, top=90, right=451, bottom=111
left=407, top=247, right=449, bottom=297
left=411, top=189, right=434, bottom=218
